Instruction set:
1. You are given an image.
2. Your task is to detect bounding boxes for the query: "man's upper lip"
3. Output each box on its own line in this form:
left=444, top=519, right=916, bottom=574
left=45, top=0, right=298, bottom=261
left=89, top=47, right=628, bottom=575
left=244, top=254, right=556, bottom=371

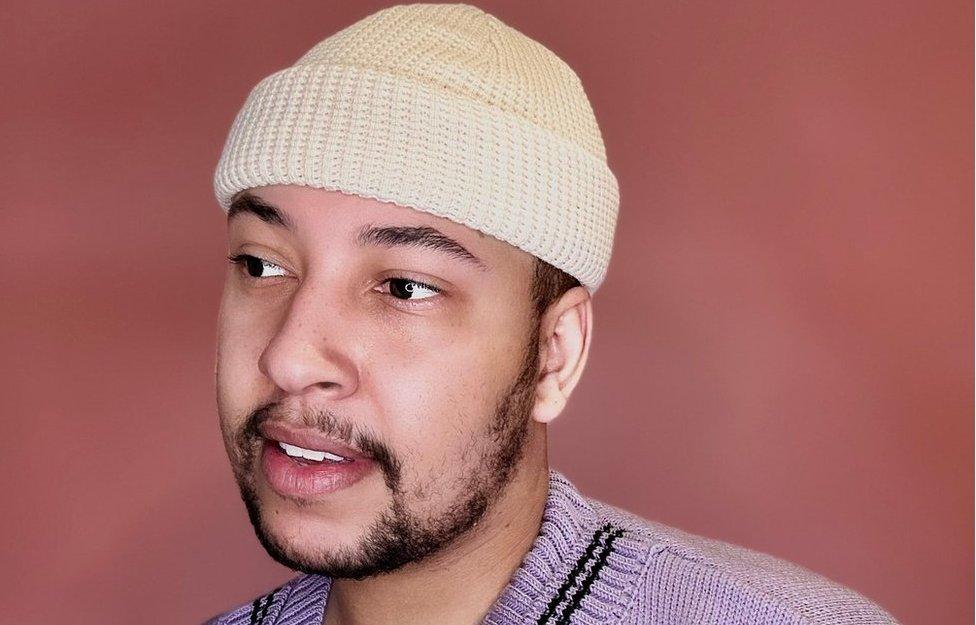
left=258, top=421, right=369, bottom=461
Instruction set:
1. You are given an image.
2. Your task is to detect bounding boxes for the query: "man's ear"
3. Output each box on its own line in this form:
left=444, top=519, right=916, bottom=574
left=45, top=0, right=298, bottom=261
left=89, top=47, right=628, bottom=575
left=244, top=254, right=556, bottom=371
left=532, top=286, right=593, bottom=424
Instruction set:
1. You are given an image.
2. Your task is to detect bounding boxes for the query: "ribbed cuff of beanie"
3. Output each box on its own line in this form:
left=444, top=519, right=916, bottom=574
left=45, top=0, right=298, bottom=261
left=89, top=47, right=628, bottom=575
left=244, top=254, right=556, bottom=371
left=213, top=63, right=619, bottom=292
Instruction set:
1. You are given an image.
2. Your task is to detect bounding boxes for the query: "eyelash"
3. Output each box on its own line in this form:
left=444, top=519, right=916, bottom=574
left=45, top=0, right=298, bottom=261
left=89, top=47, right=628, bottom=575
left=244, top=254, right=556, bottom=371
left=226, top=254, right=442, bottom=303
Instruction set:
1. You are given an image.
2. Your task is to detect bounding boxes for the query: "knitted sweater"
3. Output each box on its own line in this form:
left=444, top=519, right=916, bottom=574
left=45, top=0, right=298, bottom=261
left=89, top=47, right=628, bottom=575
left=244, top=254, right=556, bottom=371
left=203, top=469, right=900, bottom=625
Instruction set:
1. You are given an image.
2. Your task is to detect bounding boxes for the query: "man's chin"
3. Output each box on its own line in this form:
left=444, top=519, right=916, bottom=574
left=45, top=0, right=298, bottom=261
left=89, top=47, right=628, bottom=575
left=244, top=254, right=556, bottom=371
left=243, top=493, right=384, bottom=578
left=240, top=482, right=467, bottom=580
left=255, top=524, right=367, bottom=578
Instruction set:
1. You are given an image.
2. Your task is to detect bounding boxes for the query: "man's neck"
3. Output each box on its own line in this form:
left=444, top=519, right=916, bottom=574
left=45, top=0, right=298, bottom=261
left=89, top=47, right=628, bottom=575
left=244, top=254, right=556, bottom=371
left=321, top=451, right=550, bottom=625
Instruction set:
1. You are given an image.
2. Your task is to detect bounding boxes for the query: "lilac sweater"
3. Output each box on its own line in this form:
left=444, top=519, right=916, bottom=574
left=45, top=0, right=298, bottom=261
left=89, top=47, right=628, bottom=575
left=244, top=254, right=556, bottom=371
left=204, top=470, right=899, bottom=624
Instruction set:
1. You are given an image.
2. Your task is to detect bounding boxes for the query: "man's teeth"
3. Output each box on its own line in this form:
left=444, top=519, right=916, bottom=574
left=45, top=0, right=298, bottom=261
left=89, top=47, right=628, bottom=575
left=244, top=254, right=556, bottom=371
left=278, top=441, right=347, bottom=463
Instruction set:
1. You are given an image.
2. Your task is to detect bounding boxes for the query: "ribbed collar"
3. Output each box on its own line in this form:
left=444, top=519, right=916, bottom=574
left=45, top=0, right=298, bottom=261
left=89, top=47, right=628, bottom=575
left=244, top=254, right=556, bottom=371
left=481, top=469, right=647, bottom=624
left=260, top=469, right=649, bottom=625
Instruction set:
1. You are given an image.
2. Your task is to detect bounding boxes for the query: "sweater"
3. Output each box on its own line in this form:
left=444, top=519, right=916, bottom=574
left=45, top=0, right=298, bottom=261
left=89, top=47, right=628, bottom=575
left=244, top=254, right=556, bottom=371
left=203, top=469, right=900, bottom=625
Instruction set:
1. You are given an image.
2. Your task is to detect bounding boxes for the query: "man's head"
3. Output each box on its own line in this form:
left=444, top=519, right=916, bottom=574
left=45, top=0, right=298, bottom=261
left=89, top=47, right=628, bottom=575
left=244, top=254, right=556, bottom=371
left=212, top=4, right=617, bottom=579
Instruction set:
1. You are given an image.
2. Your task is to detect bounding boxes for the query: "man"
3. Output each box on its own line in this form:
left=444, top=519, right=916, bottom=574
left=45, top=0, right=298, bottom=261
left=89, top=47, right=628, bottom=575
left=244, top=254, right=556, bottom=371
left=205, top=4, right=900, bottom=624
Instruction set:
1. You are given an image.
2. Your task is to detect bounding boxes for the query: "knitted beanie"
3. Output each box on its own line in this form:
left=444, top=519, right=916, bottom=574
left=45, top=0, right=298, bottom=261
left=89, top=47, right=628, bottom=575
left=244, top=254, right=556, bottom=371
left=213, top=3, right=619, bottom=292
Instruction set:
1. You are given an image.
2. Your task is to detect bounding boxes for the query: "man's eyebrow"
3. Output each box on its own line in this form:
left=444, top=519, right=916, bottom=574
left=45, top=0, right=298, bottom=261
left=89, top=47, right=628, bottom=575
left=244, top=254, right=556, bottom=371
left=227, top=193, right=485, bottom=270
left=358, top=224, right=486, bottom=270
left=227, top=192, right=295, bottom=231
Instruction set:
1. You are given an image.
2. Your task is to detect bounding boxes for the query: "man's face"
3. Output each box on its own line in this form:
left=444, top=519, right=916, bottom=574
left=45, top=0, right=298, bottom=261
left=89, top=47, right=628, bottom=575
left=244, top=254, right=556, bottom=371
left=216, top=185, right=541, bottom=579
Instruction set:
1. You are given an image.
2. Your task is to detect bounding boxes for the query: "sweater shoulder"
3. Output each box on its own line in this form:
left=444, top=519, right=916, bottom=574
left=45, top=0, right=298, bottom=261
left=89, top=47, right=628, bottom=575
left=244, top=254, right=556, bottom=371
left=588, top=497, right=901, bottom=625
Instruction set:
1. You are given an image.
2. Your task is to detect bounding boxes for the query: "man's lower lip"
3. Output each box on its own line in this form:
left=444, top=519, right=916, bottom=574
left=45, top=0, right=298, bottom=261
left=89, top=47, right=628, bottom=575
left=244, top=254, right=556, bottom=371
left=259, top=439, right=375, bottom=498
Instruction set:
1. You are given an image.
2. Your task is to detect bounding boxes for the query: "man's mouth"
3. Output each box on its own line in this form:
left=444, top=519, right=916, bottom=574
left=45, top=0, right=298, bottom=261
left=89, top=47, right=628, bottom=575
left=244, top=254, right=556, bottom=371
left=255, top=420, right=375, bottom=499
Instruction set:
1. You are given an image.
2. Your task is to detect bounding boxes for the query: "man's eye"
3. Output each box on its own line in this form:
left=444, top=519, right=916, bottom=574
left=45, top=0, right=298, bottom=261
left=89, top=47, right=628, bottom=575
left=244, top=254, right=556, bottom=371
left=227, top=254, right=288, bottom=279
left=382, top=278, right=440, bottom=301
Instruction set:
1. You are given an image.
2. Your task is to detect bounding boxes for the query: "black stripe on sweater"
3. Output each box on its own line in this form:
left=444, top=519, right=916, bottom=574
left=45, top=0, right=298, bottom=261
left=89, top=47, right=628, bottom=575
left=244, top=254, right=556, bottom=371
left=536, top=524, right=610, bottom=625
left=537, top=523, right=623, bottom=625
left=247, top=586, right=281, bottom=625
left=554, top=527, right=624, bottom=625
left=248, top=597, right=262, bottom=625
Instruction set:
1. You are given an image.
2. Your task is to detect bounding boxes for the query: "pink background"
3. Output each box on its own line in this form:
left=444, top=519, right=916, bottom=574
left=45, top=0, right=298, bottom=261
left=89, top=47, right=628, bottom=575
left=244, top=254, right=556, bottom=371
left=1, top=1, right=971, bottom=623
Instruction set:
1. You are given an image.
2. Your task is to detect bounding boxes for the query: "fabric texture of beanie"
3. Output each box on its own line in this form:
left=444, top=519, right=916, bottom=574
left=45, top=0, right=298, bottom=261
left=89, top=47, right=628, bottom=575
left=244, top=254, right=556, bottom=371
left=213, top=3, right=620, bottom=292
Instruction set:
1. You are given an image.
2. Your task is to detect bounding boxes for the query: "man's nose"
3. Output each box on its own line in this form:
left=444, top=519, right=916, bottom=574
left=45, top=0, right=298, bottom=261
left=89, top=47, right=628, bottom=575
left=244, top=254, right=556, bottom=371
left=257, top=283, right=359, bottom=400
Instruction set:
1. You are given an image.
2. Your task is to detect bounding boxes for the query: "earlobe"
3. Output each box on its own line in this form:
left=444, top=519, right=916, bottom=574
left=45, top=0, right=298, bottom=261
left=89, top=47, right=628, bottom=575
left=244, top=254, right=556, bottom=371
left=532, top=370, right=566, bottom=424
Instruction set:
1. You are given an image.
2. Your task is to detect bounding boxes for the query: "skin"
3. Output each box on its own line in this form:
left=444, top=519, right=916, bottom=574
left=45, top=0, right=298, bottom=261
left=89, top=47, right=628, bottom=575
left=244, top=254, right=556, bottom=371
left=216, top=184, right=593, bottom=625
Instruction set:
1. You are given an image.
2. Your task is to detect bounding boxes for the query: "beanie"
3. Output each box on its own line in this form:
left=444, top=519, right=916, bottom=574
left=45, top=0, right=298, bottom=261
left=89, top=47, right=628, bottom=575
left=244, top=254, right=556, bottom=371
left=213, top=3, right=619, bottom=292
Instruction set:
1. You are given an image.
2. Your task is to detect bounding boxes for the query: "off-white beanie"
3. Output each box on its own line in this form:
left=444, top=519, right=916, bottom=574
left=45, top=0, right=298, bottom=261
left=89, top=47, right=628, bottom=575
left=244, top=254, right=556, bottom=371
left=213, top=3, right=619, bottom=292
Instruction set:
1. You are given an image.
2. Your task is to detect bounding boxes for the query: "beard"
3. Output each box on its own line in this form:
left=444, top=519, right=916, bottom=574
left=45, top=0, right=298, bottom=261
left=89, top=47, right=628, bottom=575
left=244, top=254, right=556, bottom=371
left=226, top=321, right=541, bottom=580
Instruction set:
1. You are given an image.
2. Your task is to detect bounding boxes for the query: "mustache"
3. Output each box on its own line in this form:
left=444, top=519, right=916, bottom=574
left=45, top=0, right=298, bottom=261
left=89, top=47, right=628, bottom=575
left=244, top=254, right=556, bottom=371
left=236, top=401, right=402, bottom=491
